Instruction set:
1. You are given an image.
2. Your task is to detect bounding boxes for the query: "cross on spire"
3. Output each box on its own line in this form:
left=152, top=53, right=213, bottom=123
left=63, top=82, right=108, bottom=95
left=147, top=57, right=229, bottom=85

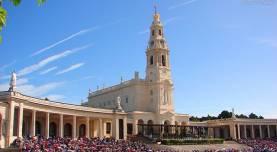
left=154, top=3, right=157, bottom=15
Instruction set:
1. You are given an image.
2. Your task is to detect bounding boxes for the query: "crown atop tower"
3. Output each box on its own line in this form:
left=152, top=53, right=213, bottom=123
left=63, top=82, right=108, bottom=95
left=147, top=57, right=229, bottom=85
left=153, top=5, right=161, bottom=23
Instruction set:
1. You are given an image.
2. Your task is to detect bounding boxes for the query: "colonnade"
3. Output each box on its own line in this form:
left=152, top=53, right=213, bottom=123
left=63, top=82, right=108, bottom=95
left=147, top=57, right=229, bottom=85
left=233, top=124, right=277, bottom=139
left=7, top=101, right=127, bottom=146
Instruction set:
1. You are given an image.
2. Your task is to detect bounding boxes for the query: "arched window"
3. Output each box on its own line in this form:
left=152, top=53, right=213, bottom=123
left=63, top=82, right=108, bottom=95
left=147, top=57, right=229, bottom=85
left=147, top=120, right=154, bottom=135
left=79, top=124, right=86, bottom=137
left=137, top=119, right=144, bottom=135
left=35, top=121, right=41, bottom=136
left=151, top=41, right=154, bottom=47
left=159, top=29, right=162, bottom=36
left=160, top=40, right=165, bottom=48
left=162, top=55, right=166, bottom=66
left=64, top=123, right=72, bottom=137
left=164, top=120, right=170, bottom=135
left=150, top=56, right=154, bottom=65
left=150, top=90, right=153, bottom=96
left=49, top=122, right=57, bottom=137
left=106, top=122, right=111, bottom=134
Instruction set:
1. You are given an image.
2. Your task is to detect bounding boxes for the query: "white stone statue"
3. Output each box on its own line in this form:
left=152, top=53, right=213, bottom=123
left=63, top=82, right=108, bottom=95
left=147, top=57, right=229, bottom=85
left=232, top=108, right=236, bottom=118
left=9, top=71, right=17, bottom=91
left=115, top=96, right=123, bottom=111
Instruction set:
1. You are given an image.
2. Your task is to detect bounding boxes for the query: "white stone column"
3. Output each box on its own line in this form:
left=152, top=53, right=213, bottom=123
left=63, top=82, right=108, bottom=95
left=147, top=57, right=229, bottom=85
left=267, top=125, right=270, bottom=138
left=244, top=125, right=247, bottom=139
left=8, top=100, right=15, bottom=145
left=18, top=103, right=24, bottom=138
left=124, top=117, right=127, bottom=140
left=251, top=125, right=255, bottom=139
left=73, top=116, right=76, bottom=139
left=86, top=117, right=90, bottom=138
left=45, top=112, right=49, bottom=138
left=59, top=114, right=63, bottom=137
left=93, top=120, right=98, bottom=137
left=237, top=124, right=241, bottom=139
left=98, top=118, right=103, bottom=138
left=132, top=119, right=138, bottom=135
left=31, top=110, right=36, bottom=137
left=259, top=125, right=262, bottom=138
left=208, top=128, right=214, bottom=138
left=112, top=118, right=119, bottom=139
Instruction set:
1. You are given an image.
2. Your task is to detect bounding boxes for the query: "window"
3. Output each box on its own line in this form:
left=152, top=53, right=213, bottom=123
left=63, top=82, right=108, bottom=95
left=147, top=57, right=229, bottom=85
left=151, top=41, right=154, bottom=47
left=106, top=122, right=111, bottom=134
left=125, top=97, right=128, bottom=103
left=127, top=124, right=133, bottom=134
left=162, top=55, right=166, bottom=66
left=159, top=29, right=162, bottom=36
left=160, top=40, right=165, bottom=47
left=150, top=90, right=153, bottom=96
left=150, top=56, right=154, bottom=65
left=152, top=30, right=155, bottom=36
left=106, top=122, right=112, bottom=134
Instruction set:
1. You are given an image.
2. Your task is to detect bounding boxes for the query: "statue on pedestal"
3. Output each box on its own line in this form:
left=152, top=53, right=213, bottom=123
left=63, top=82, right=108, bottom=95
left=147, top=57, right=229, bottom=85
left=115, top=96, right=124, bottom=112
left=9, top=71, right=17, bottom=92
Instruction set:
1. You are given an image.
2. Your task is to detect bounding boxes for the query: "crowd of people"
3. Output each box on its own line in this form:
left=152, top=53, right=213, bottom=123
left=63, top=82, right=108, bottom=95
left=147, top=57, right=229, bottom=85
left=238, top=138, right=277, bottom=152
left=12, top=136, right=173, bottom=152
left=11, top=136, right=277, bottom=152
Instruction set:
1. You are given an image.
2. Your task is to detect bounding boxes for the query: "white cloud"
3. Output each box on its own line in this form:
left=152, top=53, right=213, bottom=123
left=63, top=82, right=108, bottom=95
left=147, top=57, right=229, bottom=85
left=17, top=81, right=64, bottom=97
left=0, top=60, right=16, bottom=71
left=168, top=0, right=198, bottom=10
left=138, top=29, right=149, bottom=35
left=31, top=27, right=98, bottom=56
left=17, top=78, right=29, bottom=85
left=164, top=17, right=181, bottom=26
left=0, top=83, right=8, bottom=91
left=56, top=63, right=85, bottom=75
left=0, top=78, right=29, bottom=91
left=18, top=44, right=92, bottom=76
left=39, top=66, right=58, bottom=75
left=256, top=38, right=277, bottom=48
left=45, top=94, right=66, bottom=101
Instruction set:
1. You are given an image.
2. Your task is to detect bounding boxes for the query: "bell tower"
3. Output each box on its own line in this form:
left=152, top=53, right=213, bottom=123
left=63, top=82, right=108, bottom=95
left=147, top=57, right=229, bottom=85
left=145, top=9, right=174, bottom=114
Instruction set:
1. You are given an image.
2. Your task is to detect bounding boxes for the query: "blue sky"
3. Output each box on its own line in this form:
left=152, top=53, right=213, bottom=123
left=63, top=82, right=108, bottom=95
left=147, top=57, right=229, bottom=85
left=0, top=0, right=276, bottom=118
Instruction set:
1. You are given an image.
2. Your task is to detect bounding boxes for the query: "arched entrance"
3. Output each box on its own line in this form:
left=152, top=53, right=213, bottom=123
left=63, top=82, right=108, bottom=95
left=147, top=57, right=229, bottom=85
left=64, top=123, right=72, bottom=137
left=79, top=124, right=86, bottom=137
left=49, top=122, right=57, bottom=137
left=164, top=120, right=170, bottom=135
left=147, top=120, right=154, bottom=135
left=35, top=121, right=41, bottom=136
left=175, top=121, right=179, bottom=135
left=181, top=121, right=186, bottom=136
left=138, top=119, right=144, bottom=135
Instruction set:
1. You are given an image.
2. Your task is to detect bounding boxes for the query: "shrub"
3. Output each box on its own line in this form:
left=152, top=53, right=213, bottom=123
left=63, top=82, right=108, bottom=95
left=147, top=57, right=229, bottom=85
left=161, top=138, right=224, bottom=145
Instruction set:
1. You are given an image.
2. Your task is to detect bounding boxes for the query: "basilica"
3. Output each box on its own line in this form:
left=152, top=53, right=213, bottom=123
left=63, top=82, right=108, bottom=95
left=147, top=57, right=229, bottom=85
left=0, top=11, right=276, bottom=148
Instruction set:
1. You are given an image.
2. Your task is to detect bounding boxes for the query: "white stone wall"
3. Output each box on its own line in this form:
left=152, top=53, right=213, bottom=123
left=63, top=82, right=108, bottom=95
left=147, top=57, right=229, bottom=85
left=88, top=80, right=156, bottom=113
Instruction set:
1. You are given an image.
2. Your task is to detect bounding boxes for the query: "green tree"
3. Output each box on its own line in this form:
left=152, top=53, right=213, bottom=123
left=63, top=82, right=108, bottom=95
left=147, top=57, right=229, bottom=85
left=249, top=113, right=259, bottom=119
left=0, top=0, right=45, bottom=43
left=258, top=115, right=264, bottom=119
left=217, top=110, right=232, bottom=119
left=236, top=114, right=248, bottom=119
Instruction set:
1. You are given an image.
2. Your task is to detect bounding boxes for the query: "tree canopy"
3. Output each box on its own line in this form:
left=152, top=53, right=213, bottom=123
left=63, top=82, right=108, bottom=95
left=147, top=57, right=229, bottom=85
left=0, top=0, right=45, bottom=43
left=189, top=110, right=264, bottom=122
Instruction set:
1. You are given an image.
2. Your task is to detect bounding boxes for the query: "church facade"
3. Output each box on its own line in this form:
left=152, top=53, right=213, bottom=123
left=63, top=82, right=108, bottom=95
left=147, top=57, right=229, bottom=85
left=87, top=12, right=189, bottom=129
left=0, top=11, right=277, bottom=148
